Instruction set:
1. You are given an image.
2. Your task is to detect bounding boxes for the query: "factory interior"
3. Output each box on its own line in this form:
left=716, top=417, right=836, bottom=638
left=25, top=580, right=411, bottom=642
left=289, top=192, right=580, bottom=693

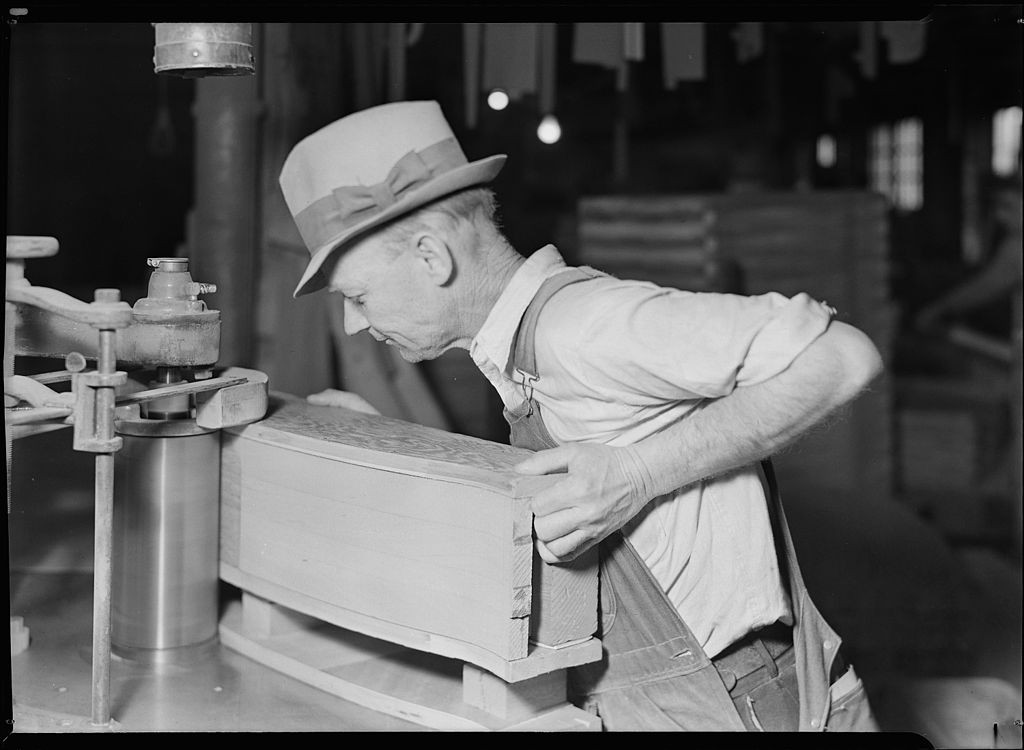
left=2, top=11, right=1022, bottom=745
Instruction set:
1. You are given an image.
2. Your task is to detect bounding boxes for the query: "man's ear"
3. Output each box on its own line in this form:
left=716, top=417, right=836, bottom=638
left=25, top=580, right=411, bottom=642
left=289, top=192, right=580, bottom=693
left=412, top=233, right=455, bottom=285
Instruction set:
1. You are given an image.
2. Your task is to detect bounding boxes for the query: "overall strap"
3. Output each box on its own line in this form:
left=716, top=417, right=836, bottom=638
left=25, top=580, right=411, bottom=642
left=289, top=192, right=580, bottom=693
left=505, top=267, right=604, bottom=383
left=757, top=456, right=841, bottom=731
left=760, top=458, right=793, bottom=593
left=501, top=267, right=833, bottom=729
left=501, top=266, right=744, bottom=729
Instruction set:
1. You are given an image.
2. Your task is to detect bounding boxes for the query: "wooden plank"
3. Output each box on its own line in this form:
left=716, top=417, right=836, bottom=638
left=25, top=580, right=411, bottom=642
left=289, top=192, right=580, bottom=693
left=579, top=222, right=712, bottom=245
left=579, top=195, right=710, bottom=219
left=218, top=599, right=601, bottom=731
left=241, top=590, right=322, bottom=639
left=219, top=598, right=481, bottom=730
left=462, top=663, right=567, bottom=722
left=577, top=246, right=708, bottom=268
left=194, top=367, right=269, bottom=429
left=219, top=437, right=241, bottom=567
left=529, top=548, right=599, bottom=647
left=220, top=395, right=600, bottom=677
left=220, top=564, right=603, bottom=683
left=116, top=376, right=248, bottom=409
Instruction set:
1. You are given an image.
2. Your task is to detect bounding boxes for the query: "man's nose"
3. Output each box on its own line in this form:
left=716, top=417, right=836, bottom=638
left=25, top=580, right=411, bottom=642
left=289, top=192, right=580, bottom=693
left=343, top=299, right=370, bottom=335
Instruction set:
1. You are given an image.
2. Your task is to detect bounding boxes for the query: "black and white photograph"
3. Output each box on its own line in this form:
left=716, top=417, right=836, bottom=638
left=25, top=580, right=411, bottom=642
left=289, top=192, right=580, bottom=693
left=2, top=7, right=1021, bottom=745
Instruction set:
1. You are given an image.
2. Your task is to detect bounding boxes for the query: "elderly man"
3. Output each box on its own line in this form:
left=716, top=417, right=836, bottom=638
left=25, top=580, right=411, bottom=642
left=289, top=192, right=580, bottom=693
left=279, top=100, right=882, bottom=732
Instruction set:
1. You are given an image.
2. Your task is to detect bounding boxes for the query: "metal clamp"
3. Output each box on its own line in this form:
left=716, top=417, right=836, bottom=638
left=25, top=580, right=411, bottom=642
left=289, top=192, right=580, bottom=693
left=72, top=370, right=128, bottom=453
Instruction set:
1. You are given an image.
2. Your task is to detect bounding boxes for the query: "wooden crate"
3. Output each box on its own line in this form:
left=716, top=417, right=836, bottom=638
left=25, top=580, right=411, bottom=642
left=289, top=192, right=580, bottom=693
left=219, top=394, right=600, bottom=684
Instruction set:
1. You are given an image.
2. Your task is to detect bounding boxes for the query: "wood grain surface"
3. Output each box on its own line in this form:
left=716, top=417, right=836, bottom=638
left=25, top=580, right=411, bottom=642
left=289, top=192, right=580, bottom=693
left=232, top=393, right=537, bottom=490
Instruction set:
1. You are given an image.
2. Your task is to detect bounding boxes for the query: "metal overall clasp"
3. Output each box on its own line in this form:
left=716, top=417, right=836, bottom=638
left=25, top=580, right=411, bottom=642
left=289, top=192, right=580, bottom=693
left=514, top=368, right=540, bottom=417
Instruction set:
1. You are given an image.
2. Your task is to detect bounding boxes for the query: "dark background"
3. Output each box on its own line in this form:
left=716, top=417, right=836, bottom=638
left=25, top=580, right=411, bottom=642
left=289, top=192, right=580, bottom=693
left=5, top=11, right=1020, bottom=320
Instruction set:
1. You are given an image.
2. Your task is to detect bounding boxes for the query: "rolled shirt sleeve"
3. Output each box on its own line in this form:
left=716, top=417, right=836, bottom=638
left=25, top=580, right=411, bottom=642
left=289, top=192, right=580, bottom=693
left=567, top=284, right=835, bottom=401
left=735, top=292, right=835, bottom=387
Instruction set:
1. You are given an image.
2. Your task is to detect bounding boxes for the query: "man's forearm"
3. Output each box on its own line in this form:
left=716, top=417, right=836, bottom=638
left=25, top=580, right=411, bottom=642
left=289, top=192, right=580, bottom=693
left=517, top=321, right=883, bottom=561
left=626, top=321, right=883, bottom=499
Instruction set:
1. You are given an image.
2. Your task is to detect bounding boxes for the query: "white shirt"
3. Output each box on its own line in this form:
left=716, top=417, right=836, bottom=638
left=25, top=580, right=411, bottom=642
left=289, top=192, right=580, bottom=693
left=469, top=245, right=835, bottom=657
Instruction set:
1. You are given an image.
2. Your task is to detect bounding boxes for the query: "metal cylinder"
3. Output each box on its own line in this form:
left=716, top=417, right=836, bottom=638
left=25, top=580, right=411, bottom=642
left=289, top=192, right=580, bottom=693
left=111, top=423, right=221, bottom=656
left=153, top=23, right=255, bottom=77
left=143, top=367, right=191, bottom=420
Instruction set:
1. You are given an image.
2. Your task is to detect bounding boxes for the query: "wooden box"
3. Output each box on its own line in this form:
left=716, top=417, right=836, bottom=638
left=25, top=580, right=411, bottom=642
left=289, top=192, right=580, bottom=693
left=219, top=395, right=601, bottom=684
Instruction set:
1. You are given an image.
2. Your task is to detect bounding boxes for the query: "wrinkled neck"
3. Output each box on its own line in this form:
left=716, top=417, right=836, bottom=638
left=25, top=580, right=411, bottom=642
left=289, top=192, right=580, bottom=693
left=447, top=238, right=525, bottom=350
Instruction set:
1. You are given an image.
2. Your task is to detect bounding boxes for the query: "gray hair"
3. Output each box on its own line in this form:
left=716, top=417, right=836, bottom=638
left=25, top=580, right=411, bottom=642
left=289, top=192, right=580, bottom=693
left=376, top=187, right=503, bottom=254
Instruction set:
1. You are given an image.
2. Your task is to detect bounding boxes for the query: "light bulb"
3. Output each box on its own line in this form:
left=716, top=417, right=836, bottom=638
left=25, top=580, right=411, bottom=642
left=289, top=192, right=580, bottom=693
left=537, top=115, right=561, bottom=144
left=816, top=134, right=836, bottom=168
left=487, top=89, right=509, bottom=111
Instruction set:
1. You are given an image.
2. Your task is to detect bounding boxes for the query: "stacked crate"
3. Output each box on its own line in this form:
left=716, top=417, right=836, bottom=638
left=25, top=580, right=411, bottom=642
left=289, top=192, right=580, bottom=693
left=576, top=196, right=718, bottom=291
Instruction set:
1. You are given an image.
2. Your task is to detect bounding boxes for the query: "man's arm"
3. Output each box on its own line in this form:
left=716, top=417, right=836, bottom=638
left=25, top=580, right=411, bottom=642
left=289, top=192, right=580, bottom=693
left=516, top=320, right=884, bottom=562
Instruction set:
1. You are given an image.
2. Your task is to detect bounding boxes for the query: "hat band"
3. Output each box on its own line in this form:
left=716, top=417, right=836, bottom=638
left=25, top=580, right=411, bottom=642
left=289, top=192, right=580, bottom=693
left=294, top=137, right=467, bottom=254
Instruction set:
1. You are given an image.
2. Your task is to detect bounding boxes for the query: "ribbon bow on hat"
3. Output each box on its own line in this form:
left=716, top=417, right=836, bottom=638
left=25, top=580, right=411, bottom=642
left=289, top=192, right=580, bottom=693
left=294, top=137, right=465, bottom=253
left=331, top=147, right=433, bottom=223
left=281, top=100, right=507, bottom=298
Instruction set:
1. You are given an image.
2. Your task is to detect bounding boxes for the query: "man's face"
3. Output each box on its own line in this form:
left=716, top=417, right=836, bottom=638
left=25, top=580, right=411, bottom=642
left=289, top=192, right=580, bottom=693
left=326, top=232, right=449, bottom=363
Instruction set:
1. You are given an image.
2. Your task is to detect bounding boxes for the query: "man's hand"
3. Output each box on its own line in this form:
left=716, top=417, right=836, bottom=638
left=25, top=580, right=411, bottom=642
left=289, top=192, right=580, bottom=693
left=514, top=443, right=654, bottom=563
left=306, top=388, right=381, bottom=415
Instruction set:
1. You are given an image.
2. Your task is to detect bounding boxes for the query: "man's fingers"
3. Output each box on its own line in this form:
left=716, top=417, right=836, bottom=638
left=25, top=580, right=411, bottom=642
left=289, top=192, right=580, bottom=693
left=514, top=446, right=572, bottom=476
left=536, top=530, right=593, bottom=563
left=527, top=479, right=576, bottom=517
left=533, top=505, right=581, bottom=544
left=535, top=539, right=561, bottom=564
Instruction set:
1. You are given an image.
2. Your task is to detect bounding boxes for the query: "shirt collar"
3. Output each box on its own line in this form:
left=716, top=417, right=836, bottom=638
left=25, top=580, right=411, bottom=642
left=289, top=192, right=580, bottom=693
left=470, top=245, right=568, bottom=375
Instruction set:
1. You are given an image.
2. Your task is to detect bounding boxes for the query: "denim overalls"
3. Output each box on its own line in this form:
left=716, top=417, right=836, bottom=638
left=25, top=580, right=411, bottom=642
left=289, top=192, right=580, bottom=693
left=502, top=267, right=878, bottom=731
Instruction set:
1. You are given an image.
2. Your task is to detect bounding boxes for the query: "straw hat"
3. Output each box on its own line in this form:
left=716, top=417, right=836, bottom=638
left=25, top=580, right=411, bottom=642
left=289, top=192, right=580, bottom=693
left=279, top=101, right=506, bottom=298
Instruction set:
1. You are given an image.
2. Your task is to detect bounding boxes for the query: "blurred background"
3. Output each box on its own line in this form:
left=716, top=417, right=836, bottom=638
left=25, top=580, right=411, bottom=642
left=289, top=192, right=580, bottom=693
left=4, top=10, right=1022, bottom=745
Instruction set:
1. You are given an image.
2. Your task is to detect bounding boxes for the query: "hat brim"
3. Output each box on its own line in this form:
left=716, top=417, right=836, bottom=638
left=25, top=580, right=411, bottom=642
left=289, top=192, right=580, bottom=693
left=292, top=154, right=507, bottom=298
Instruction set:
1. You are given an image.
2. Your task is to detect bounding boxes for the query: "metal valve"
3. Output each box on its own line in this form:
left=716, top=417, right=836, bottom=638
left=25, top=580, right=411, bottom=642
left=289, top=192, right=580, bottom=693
left=186, top=282, right=218, bottom=299
left=135, top=258, right=216, bottom=315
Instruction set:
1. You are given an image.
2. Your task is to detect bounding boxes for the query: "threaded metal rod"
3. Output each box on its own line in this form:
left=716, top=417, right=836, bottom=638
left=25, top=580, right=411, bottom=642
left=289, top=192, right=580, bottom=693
left=90, top=327, right=116, bottom=727
left=6, top=302, right=15, bottom=514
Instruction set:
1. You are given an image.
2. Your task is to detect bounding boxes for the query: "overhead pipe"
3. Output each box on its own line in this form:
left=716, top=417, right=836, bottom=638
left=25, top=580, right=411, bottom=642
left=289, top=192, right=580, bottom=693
left=187, top=29, right=261, bottom=368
